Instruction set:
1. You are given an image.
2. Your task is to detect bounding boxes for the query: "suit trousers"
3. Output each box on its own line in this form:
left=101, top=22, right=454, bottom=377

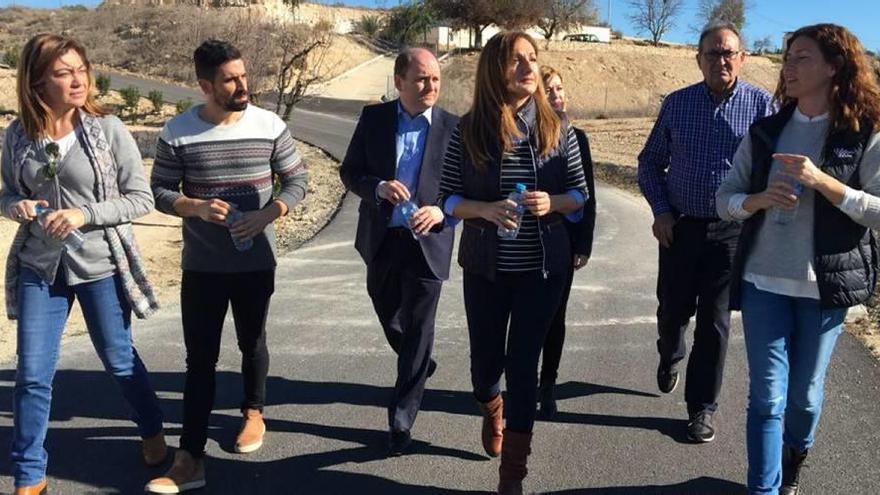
left=656, top=217, right=739, bottom=415
left=366, top=229, right=443, bottom=433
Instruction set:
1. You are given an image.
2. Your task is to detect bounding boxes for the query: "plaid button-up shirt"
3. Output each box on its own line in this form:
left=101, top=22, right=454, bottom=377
left=637, top=80, right=775, bottom=218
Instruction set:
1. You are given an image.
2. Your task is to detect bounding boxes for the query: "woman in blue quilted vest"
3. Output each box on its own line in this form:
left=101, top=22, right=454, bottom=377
left=716, top=24, right=880, bottom=495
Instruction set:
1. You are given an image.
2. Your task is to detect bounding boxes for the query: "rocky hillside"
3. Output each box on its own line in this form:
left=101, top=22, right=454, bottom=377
left=0, top=5, right=381, bottom=93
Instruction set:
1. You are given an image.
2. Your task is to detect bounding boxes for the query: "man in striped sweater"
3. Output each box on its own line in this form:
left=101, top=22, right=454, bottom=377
left=146, top=40, right=308, bottom=494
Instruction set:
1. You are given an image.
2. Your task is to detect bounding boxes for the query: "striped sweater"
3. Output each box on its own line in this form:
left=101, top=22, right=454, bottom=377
left=151, top=104, right=308, bottom=273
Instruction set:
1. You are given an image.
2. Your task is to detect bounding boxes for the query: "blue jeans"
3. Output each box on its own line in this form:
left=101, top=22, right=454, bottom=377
left=11, top=267, right=163, bottom=487
left=741, top=281, right=846, bottom=495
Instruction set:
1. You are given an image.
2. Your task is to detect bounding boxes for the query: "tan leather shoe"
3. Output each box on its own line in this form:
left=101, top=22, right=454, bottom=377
left=234, top=408, right=266, bottom=454
left=144, top=450, right=206, bottom=494
left=14, top=478, right=47, bottom=495
left=143, top=431, right=168, bottom=467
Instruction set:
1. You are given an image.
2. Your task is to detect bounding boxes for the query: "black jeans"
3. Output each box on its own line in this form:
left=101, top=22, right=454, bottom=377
left=366, top=230, right=442, bottom=433
left=179, top=270, right=274, bottom=458
left=540, top=264, right=575, bottom=387
left=464, top=270, right=566, bottom=433
left=656, top=217, right=739, bottom=415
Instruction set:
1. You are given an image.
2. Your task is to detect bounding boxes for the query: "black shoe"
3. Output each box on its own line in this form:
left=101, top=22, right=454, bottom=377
left=657, top=362, right=679, bottom=394
left=387, top=430, right=412, bottom=457
left=427, top=359, right=437, bottom=379
left=686, top=410, right=716, bottom=443
left=537, top=382, right=557, bottom=420
left=781, top=445, right=809, bottom=495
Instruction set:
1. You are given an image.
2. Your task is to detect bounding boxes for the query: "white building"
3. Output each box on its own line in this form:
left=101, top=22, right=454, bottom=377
left=426, top=24, right=612, bottom=51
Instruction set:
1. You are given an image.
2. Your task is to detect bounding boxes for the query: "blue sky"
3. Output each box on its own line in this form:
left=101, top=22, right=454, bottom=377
left=3, top=0, right=879, bottom=51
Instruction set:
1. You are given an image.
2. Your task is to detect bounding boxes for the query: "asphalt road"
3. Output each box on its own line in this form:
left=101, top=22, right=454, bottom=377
left=1, top=77, right=879, bottom=494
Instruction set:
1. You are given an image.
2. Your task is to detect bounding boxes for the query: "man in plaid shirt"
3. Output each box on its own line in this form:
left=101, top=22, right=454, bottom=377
left=637, top=23, right=775, bottom=443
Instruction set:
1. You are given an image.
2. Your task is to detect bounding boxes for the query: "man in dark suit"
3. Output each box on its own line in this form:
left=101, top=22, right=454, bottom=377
left=339, top=48, right=458, bottom=455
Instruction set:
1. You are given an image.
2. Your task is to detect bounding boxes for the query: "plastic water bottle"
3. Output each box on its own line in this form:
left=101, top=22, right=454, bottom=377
left=34, top=204, right=85, bottom=251
left=497, top=183, right=527, bottom=240
left=771, top=175, right=805, bottom=225
left=400, top=200, right=421, bottom=239
left=226, top=205, right=254, bottom=251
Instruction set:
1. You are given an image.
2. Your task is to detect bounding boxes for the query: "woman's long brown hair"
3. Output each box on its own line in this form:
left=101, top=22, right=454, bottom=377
left=775, top=24, right=880, bottom=134
left=17, top=33, right=107, bottom=140
left=461, top=31, right=561, bottom=173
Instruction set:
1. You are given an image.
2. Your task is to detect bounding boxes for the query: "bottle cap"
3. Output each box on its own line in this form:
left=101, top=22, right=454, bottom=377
left=515, top=183, right=527, bottom=193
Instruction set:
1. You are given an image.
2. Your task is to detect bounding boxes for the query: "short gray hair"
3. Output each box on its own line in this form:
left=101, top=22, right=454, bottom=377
left=698, top=22, right=742, bottom=52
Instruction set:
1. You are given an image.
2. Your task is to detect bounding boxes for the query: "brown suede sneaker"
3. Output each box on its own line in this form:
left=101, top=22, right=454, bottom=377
left=142, top=431, right=168, bottom=467
left=234, top=408, right=266, bottom=454
left=14, top=478, right=47, bottom=495
left=144, top=450, right=206, bottom=494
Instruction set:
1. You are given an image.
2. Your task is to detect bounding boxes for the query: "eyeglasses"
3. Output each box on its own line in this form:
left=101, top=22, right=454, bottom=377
left=701, top=50, right=741, bottom=62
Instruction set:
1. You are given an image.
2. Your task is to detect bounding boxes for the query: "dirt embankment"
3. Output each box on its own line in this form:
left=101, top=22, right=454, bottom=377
left=440, top=40, right=782, bottom=119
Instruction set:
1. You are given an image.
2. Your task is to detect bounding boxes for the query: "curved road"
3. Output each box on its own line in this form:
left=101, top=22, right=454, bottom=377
left=1, top=78, right=879, bottom=494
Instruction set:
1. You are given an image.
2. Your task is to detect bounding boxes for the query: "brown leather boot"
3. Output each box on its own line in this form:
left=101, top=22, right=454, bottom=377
left=478, top=395, right=504, bottom=457
left=235, top=408, right=266, bottom=454
left=142, top=430, right=168, bottom=467
left=497, top=430, right=532, bottom=495
left=14, top=478, right=47, bottom=495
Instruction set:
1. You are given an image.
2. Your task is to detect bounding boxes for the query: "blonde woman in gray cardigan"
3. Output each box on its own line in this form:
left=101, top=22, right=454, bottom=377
left=715, top=24, right=880, bottom=495
left=0, top=34, right=165, bottom=495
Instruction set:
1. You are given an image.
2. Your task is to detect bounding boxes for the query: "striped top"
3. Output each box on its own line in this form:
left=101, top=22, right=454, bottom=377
left=151, top=104, right=308, bottom=273
left=440, top=112, right=587, bottom=273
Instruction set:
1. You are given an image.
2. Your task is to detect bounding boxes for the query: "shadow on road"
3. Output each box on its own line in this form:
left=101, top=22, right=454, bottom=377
left=543, top=476, right=747, bottom=494
left=0, top=369, right=697, bottom=492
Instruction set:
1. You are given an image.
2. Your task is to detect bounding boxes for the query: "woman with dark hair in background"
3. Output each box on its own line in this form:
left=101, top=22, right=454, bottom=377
left=439, top=31, right=588, bottom=494
left=1, top=33, right=164, bottom=495
left=536, top=65, right=597, bottom=419
left=716, top=24, right=880, bottom=495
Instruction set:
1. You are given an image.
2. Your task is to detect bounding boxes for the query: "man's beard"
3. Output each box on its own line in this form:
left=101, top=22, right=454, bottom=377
left=217, top=91, right=248, bottom=112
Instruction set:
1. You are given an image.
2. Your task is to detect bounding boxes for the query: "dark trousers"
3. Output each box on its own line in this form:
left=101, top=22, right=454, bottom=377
left=540, top=264, right=575, bottom=387
left=366, top=230, right=442, bottom=433
left=179, top=270, right=274, bottom=458
left=656, top=217, right=739, bottom=415
left=464, top=270, right=566, bottom=433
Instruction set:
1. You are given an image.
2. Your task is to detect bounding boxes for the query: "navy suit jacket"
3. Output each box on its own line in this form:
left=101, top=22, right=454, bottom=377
left=339, top=100, right=459, bottom=280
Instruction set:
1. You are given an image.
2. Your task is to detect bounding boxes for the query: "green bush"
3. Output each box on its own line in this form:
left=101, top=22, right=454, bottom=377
left=2, top=47, right=20, bottom=69
left=356, top=15, right=382, bottom=38
left=95, top=74, right=111, bottom=96
left=175, top=98, right=194, bottom=114
left=147, top=90, right=164, bottom=114
left=118, top=86, right=140, bottom=115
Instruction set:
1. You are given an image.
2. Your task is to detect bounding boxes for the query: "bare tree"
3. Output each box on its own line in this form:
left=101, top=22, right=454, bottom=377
left=272, top=20, right=334, bottom=121
left=536, top=0, right=600, bottom=40
left=751, top=35, right=773, bottom=54
left=696, top=0, right=746, bottom=33
left=429, top=0, right=543, bottom=48
left=627, top=0, right=685, bottom=46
